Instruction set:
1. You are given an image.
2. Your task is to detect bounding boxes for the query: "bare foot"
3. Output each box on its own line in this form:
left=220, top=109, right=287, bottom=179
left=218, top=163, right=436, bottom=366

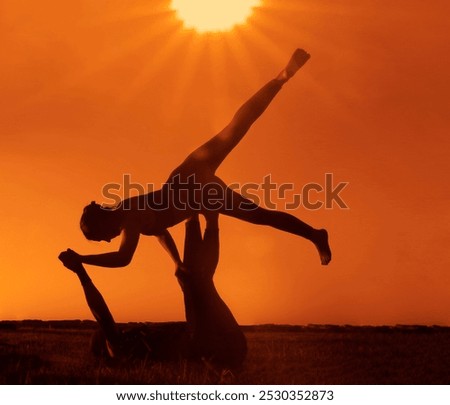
left=313, top=229, right=331, bottom=265
left=277, top=48, right=310, bottom=82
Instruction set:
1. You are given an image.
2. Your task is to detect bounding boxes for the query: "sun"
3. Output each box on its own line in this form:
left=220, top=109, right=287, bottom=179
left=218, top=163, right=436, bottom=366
left=171, top=0, right=261, bottom=33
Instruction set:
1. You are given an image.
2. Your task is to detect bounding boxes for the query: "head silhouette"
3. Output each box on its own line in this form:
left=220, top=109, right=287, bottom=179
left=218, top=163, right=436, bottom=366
left=80, top=201, right=122, bottom=242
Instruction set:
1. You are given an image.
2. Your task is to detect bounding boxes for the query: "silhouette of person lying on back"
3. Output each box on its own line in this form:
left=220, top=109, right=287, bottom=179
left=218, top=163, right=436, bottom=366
left=58, top=213, right=246, bottom=372
left=177, top=213, right=246, bottom=369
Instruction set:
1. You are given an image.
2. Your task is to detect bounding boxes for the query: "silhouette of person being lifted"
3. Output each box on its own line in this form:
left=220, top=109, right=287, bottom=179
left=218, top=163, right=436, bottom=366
left=59, top=212, right=247, bottom=372
left=60, top=49, right=331, bottom=269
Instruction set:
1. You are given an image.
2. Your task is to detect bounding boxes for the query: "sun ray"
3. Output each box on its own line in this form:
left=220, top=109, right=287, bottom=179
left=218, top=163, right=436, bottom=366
left=224, top=29, right=264, bottom=90
left=204, top=36, right=233, bottom=130
left=241, top=20, right=289, bottom=71
left=73, top=11, right=181, bottom=83
left=159, top=33, right=206, bottom=128
left=23, top=8, right=181, bottom=106
left=122, top=28, right=191, bottom=101
left=100, top=1, right=174, bottom=24
left=252, top=3, right=367, bottom=130
left=252, top=1, right=362, bottom=68
left=254, top=7, right=316, bottom=48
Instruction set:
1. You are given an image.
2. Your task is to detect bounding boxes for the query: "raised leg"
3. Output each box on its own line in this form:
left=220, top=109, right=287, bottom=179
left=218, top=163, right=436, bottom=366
left=180, top=49, right=310, bottom=175
left=219, top=187, right=332, bottom=265
left=186, top=79, right=282, bottom=174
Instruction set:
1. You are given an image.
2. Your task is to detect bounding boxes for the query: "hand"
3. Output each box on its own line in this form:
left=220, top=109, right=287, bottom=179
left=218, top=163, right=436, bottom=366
left=58, top=249, right=84, bottom=273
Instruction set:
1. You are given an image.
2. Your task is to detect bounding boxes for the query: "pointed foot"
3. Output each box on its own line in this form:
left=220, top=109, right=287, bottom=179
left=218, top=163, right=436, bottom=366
left=313, top=229, right=332, bottom=265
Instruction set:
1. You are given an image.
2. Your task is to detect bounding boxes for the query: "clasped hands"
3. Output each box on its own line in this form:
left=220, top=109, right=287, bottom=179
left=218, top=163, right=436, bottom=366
left=58, top=248, right=83, bottom=273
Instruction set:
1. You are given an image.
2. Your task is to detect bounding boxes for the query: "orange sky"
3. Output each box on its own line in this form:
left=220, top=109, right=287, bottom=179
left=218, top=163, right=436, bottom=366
left=1, top=0, right=449, bottom=325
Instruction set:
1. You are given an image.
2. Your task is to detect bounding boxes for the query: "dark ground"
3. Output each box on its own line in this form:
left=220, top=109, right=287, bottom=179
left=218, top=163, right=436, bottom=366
left=1, top=321, right=449, bottom=384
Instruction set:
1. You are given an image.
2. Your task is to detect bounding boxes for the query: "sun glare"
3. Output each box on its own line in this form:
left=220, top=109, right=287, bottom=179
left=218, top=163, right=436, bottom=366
left=171, top=0, right=261, bottom=33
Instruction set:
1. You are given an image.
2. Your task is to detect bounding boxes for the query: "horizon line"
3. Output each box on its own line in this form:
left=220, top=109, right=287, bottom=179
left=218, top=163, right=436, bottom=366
left=1, top=319, right=449, bottom=328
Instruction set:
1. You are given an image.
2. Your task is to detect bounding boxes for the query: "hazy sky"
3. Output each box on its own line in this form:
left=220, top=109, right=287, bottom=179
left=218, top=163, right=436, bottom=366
left=1, top=0, right=449, bottom=325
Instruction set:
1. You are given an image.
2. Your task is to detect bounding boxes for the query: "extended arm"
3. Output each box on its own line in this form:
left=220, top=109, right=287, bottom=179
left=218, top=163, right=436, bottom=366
left=79, top=226, right=140, bottom=268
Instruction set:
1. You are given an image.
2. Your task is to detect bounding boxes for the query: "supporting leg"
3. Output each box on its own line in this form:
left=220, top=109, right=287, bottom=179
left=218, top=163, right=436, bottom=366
left=201, top=212, right=220, bottom=277
left=182, top=214, right=203, bottom=271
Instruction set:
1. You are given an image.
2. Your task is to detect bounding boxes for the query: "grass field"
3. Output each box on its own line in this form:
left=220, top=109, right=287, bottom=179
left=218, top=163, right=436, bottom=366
left=1, top=321, right=449, bottom=384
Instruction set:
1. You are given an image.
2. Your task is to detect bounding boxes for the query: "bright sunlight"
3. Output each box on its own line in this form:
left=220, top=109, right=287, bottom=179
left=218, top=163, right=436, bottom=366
left=171, top=0, right=261, bottom=33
